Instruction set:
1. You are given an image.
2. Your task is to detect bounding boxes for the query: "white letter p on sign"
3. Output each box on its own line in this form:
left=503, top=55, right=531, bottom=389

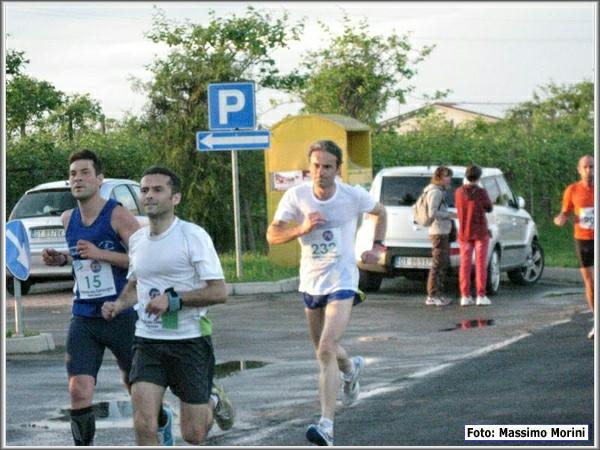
left=218, top=90, right=245, bottom=125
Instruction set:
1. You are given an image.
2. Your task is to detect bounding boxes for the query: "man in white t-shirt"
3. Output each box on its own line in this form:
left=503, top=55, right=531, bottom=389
left=101, top=166, right=234, bottom=445
left=267, top=140, right=387, bottom=446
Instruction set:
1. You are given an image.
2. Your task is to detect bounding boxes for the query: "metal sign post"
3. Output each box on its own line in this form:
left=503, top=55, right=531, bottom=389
left=13, top=279, right=24, bottom=337
left=199, top=82, right=271, bottom=280
left=231, top=150, right=243, bottom=279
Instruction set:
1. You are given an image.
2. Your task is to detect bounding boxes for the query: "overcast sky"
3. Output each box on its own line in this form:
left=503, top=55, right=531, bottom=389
left=3, top=1, right=596, bottom=126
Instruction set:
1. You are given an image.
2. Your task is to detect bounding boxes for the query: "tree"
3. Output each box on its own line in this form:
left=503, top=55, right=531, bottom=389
left=6, top=74, right=64, bottom=138
left=137, top=7, right=303, bottom=253
left=49, top=94, right=103, bottom=142
left=277, top=15, right=435, bottom=126
left=6, top=48, right=29, bottom=76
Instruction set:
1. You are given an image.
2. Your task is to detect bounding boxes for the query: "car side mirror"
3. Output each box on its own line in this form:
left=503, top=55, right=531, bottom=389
left=517, top=196, right=525, bottom=209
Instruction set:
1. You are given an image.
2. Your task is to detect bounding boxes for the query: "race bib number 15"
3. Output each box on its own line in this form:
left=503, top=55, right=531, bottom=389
left=73, top=259, right=117, bottom=299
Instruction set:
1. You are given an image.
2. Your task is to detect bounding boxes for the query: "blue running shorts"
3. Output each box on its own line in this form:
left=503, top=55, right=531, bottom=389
left=303, top=290, right=366, bottom=310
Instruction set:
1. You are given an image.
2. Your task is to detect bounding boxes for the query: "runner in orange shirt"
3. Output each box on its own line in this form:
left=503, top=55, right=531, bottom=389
left=554, top=155, right=595, bottom=339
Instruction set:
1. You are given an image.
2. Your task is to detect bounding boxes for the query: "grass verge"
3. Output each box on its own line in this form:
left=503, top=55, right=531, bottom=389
left=221, top=252, right=298, bottom=283
left=537, top=222, right=579, bottom=268
left=6, top=329, right=39, bottom=338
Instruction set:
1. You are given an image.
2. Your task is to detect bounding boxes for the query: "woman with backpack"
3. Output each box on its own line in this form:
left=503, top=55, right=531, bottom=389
left=455, top=164, right=493, bottom=306
left=423, top=166, right=457, bottom=306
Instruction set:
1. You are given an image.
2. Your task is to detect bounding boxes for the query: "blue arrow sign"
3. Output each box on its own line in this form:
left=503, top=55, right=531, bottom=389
left=197, top=130, right=271, bottom=151
left=208, top=82, right=256, bottom=130
left=6, top=220, right=31, bottom=280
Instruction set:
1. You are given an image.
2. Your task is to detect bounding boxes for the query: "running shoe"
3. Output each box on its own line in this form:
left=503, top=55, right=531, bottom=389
left=212, top=383, right=235, bottom=431
left=476, top=296, right=492, bottom=306
left=306, top=423, right=333, bottom=446
left=342, top=356, right=365, bottom=406
left=157, top=404, right=174, bottom=446
left=588, top=327, right=594, bottom=339
left=426, top=296, right=451, bottom=306
left=460, top=296, right=475, bottom=306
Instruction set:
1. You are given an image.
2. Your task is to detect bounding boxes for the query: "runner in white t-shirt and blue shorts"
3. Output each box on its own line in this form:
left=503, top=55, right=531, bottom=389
left=267, top=140, right=387, bottom=446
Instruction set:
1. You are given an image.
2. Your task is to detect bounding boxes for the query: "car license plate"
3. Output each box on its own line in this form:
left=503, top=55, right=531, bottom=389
left=31, top=227, right=65, bottom=239
left=393, top=256, right=432, bottom=269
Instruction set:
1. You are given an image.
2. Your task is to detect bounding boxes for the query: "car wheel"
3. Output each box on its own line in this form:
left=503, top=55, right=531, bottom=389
left=359, top=269, right=383, bottom=292
left=486, top=248, right=501, bottom=296
left=6, top=278, right=33, bottom=296
left=508, top=240, right=545, bottom=285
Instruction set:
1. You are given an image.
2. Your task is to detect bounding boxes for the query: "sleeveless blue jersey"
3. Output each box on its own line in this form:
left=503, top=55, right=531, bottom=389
left=66, top=199, right=133, bottom=317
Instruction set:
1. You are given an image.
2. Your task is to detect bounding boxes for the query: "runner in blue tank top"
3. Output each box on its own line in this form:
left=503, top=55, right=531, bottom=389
left=41, top=149, right=153, bottom=446
left=67, top=197, right=130, bottom=316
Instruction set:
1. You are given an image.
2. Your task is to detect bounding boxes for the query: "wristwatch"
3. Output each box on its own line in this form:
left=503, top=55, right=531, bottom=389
left=373, top=240, right=387, bottom=250
left=165, top=288, right=182, bottom=312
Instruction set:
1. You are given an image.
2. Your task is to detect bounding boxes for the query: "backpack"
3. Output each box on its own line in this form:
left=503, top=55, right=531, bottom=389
left=412, top=187, right=442, bottom=226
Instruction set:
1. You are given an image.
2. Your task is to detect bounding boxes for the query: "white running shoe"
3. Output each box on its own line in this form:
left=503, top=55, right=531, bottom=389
left=588, top=328, right=594, bottom=339
left=460, top=296, right=475, bottom=306
left=426, top=296, right=451, bottom=306
left=476, top=296, right=492, bottom=306
left=342, top=356, right=364, bottom=406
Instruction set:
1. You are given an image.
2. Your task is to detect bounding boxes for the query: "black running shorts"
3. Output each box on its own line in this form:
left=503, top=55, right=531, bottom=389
left=66, top=312, right=136, bottom=379
left=575, top=239, right=594, bottom=268
left=129, top=335, right=214, bottom=404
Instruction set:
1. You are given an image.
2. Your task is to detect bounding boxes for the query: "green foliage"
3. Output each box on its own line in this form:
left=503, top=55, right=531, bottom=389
left=372, top=80, right=594, bottom=242
left=138, top=7, right=303, bottom=252
left=48, top=94, right=103, bottom=142
left=6, top=74, right=64, bottom=138
left=6, top=120, right=152, bottom=214
left=282, top=15, right=434, bottom=126
left=6, top=132, right=70, bottom=212
left=6, top=48, right=29, bottom=76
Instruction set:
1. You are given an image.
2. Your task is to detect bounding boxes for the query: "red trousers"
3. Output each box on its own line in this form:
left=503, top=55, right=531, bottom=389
left=458, top=236, right=489, bottom=297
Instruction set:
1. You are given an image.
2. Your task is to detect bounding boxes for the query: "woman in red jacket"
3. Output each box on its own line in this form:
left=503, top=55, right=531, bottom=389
left=455, top=165, right=493, bottom=306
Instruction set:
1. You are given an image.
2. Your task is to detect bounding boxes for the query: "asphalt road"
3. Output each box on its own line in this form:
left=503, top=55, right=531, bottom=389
left=4, top=274, right=596, bottom=446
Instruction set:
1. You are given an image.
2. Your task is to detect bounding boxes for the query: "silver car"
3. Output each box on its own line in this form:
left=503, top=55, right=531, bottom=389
left=355, top=166, right=544, bottom=294
left=7, top=178, right=148, bottom=295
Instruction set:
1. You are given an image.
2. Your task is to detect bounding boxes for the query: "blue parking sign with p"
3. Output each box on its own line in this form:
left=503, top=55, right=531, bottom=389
left=208, top=82, right=256, bottom=130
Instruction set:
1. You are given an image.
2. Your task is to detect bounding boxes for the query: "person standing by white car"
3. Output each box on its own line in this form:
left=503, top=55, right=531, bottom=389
left=424, top=166, right=457, bottom=306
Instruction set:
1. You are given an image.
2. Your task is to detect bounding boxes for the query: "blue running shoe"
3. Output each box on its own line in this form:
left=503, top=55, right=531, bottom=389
left=306, top=423, right=333, bottom=446
left=158, top=405, right=174, bottom=446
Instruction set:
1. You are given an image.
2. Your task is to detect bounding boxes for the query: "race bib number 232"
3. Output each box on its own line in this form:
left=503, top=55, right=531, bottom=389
left=308, top=228, right=341, bottom=260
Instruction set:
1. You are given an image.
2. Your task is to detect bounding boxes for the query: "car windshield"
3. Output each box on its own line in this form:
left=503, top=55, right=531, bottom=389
left=380, top=176, right=463, bottom=207
left=10, top=189, right=77, bottom=219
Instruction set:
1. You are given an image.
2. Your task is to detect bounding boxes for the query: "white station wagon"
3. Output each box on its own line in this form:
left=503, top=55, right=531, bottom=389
left=7, top=179, right=148, bottom=295
left=355, top=166, right=544, bottom=294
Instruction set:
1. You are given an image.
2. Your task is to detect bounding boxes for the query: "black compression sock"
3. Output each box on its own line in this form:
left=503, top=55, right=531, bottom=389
left=70, top=406, right=95, bottom=446
left=158, top=406, right=168, bottom=428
